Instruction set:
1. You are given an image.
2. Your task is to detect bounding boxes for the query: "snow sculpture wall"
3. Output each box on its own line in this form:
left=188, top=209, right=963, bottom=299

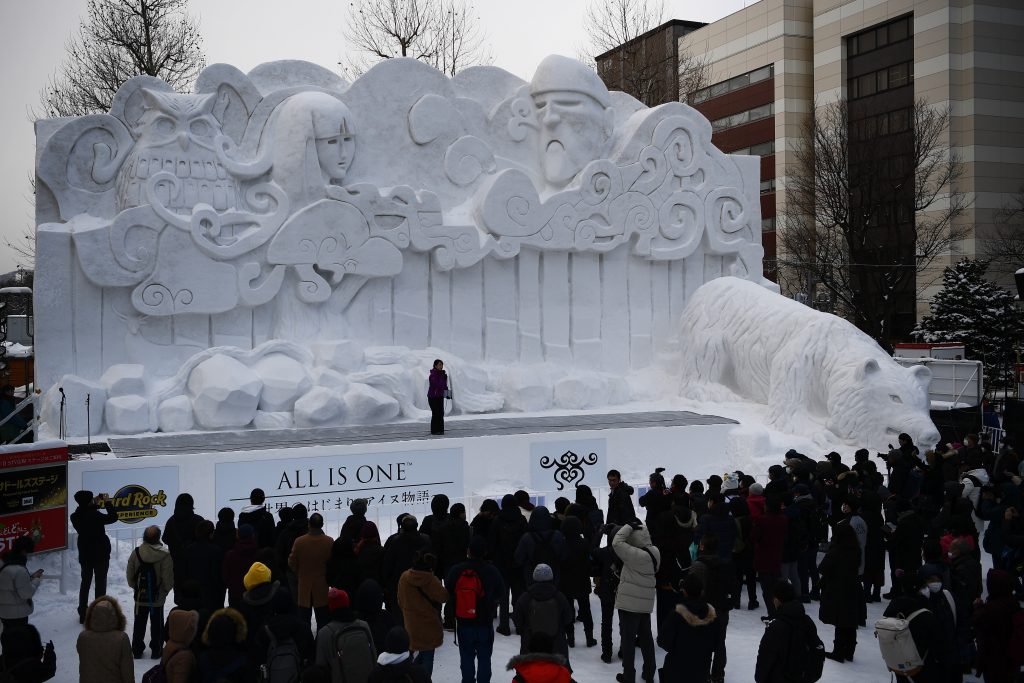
left=34, top=56, right=768, bottom=436
left=677, top=278, right=940, bottom=452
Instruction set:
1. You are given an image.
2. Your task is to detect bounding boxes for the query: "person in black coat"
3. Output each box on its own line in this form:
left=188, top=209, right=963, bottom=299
left=355, top=522, right=385, bottom=590
left=573, top=484, right=605, bottom=542
left=183, top=520, right=226, bottom=611
left=689, top=534, right=735, bottom=682
left=593, top=523, right=623, bottom=664
left=327, top=532, right=362, bottom=594
left=274, top=503, right=309, bottom=598
left=339, top=498, right=369, bottom=543
left=558, top=516, right=596, bottom=648
left=513, top=564, right=574, bottom=659
left=162, top=493, right=205, bottom=590
left=367, top=627, right=431, bottom=683
left=607, top=469, right=636, bottom=526
left=657, top=575, right=717, bottom=683
left=818, top=521, right=863, bottom=662
left=381, top=514, right=431, bottom=624
left=728, top=496, right=758, bottom=609
left=0, top=623, right=56, bottom=682
left=435, top=502, right=471, bottom=628
left=754, top=580, right=820, bottom=683
left=355, top=578, right=396, bottom=655
left=490, top=494, right=528, bottom=636
left=250, top=588, right=315, bottom=672
left=513, top=506, right=567, bottom=586
left=470, top=499, right=500, bottom=542
left=212, top=507, right=237, bottom=553
left=237, top=488, right=276, bottom=549
left=638, top=468, right=672, bottom=538
left=698, top=494, right=736, bottom=562
left=70, top=489, right=118, bottom=623
left=885, top=499, right=927, bottom=597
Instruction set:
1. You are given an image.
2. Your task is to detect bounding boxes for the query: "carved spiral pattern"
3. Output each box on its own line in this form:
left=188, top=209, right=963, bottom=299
left=539, top=450, right=600, bottom=491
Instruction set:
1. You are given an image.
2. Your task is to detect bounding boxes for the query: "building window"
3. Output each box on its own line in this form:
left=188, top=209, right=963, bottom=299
left=690, top=65, right=774, bottom=103
left=848, top=16, right=912, bottom=57
left=760, top=179, right=776, bottom=194
left=761, top=217, right=776, bottom=232
left=711, top=102, right=775, bottom=132
left=749, top=140, right=775, bottom=156
left=849, top=61, right=913, bottom=99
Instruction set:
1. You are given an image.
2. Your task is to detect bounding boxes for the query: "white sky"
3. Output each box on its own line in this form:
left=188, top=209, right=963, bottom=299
left=0, top=0, right=751, bottom=273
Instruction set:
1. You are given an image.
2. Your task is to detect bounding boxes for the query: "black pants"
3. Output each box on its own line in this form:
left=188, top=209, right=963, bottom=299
left=734, top=556, right=757, bottom=605
left=298, top=605, right=329, bottom=635
left=131, top=604, right=164, bottom=656
left=567, top=595, right=594, bottom=639
left=618, top=610, right=655, bottom=683
left=498, top=574, right=523, bottom=631
left=428, top=396, right=445, bottom=434
left=600, top=594, right=616, bottom=656
left=79, top=556, right=109, bottom=615
left=704, top=607, right=728, bottom=679
left=759, top=572, right=781, bottom=618
left=798, top=549, right=819, bottom=597
left=833, top=625, right=857, bottom=659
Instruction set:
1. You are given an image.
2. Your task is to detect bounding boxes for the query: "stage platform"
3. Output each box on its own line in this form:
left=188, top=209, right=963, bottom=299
left=104, top=410, right=737, bottom=458
left=68, top=409, right=743, bottom=532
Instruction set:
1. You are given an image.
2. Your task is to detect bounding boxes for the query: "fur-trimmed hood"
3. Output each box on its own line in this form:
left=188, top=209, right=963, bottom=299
left=84, top=595, right=127, bottom=632
left=507, top=651, right=573, bottom=682
left=675, top=601, right=717, bottom=626
left=202, top=607, right=247, bottom=646
left=506, top=652, right=570, bottom=669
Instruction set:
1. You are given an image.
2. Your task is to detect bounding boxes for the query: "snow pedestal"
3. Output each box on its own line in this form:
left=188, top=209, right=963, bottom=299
left=187, top=355, right=263, bottom=429
left=252, top=354, right=312, bottom=412
left=294, top=387, right=346, bottom=427
left=100, top=364, right=146, bottom=397
left=105, top=395, right=151, bottom=434
left=344, top=383, right=401, bottom=424
left=158, top=395, right=194, bottom=433
left=41, top=375, right=105, bottom=437
left=554, top=375, right=609, bottom=410
left=254, top=411, right=295, bottom=430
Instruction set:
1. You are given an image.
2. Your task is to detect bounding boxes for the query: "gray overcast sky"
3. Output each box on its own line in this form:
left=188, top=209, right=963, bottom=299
left=0, top=0, right=750, bottom=273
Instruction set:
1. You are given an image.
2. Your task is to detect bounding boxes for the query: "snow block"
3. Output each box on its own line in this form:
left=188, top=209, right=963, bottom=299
left=252, top=353, right=312, bottom=412
left=105, top=395, right=151, bottom=434
left=41, top=375, right=106, bottom=437
left=554, top=374, right=609, bottom=410
left=344, top=382, right=401, bottom=424
left=312, top=340, right=364, bottom=372
left=254, top=410, right=294, bottom=430
left=100, top=364, right=146, bottom=398
left=294, top=387, right=346, bottom=427
left=187, top=355, right=262, bottom=429
left=158, top=395, right=194, bottom=433
left=311, top=367, right=350, bottom=393
left=501, top=369, right=554, bottom=412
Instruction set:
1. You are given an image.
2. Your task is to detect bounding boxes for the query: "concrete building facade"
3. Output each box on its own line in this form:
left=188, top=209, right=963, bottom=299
left=679, top=0, right=1024, bottom=336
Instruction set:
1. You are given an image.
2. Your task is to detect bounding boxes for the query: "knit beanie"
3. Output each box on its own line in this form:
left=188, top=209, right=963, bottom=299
left=749, top=483, right=764, bottom=496
left=533, top=563, right=554, bottom=583
left=243, top=562, right=272, bottom=591
left=328, top=588, right=351, bottom=611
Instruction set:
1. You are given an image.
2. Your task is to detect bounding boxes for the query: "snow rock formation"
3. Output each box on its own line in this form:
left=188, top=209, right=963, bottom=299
left=677, top=277, right=941, bottom=451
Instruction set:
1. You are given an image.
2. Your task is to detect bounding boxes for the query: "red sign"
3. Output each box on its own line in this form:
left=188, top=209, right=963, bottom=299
left=0, top=443, right=68, bottom=553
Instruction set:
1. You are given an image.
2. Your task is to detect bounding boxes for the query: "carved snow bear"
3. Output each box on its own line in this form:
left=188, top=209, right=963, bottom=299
left=677, top=277, right=940, bottom=452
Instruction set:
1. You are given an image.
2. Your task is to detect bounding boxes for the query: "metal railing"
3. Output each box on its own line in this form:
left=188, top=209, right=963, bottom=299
left=0, top=389, right=42, bottom=444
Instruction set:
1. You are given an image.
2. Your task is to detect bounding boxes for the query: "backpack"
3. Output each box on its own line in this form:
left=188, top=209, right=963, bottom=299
left=133, top=548, right=158, bottom=604
left=530, top=532, right=558, bottom=572
left=778, top=615, right=824, bottom=683
left=454, top=568, right=485, bottom=621
left=333, top=622, right=376, bottom=683
left=528, top=595, right=561, bottom=639
left=261, top=625, right=301, bottom=683
left=875, top=609, right=929, bottom=675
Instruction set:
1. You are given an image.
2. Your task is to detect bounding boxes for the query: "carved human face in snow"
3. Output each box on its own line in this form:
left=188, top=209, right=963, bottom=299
left=532, top=90, right=611, bottom=187
left=315, top=120, right=355, bottom=183
left=829, top=359, right=941, bottom=452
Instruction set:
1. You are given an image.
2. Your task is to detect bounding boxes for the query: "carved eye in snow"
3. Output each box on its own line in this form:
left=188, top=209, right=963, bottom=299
left=889, top=394, right=903, bottom=404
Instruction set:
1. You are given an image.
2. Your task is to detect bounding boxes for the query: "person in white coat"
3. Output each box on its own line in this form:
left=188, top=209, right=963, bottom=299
left=0, top=536, right=42, bottom=629
left=612, top=520, right=661, bottom=683
left=960, top=466, right=990, bottom=535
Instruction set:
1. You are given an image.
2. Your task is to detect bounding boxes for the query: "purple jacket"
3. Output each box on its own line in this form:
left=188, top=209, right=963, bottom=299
left=427, top=369, right=448, bottom=399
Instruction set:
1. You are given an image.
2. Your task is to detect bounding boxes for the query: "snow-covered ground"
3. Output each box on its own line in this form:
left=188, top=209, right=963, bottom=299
left=29, top=535, right=990, bottom=683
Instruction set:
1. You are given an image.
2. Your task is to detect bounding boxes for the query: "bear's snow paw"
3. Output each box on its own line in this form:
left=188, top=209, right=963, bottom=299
left=681, top=382, right=742, bottom=404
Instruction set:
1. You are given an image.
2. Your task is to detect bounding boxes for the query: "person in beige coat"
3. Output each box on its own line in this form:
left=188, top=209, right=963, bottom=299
left=288, top=512, right=334, bottom=632
left=126, top=525, right=175, bottom=658
left=161, top=608, right=199, bottom=683
left=397, top=551, right=449, bottom=677
left=77, top=595, right=135, bottom=683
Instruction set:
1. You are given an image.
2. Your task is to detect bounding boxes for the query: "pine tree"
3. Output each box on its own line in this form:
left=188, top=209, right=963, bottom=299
left=913, top=259, right=1024, bottom=393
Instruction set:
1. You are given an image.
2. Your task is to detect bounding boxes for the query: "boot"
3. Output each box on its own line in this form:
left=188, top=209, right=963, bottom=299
left=870, top=585, right=881, bottom=603
left=567, top=631, right=576, bottom=648
left=601, top=650, right=613, bottom=664
left=824, top=651, right=845, bottom=663
left=585, top=629, right=598, bottom=648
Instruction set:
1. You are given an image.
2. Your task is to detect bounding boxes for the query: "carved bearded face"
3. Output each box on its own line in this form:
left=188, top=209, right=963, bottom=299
left=532, top=90, right=611, bottom=187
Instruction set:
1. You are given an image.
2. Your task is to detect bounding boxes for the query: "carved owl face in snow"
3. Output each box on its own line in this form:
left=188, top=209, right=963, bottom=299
left=133, top=90, right=220, bottom=152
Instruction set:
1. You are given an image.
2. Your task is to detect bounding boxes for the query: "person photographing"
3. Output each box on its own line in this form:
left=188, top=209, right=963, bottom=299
left=427, top=359, right=449, bottom=436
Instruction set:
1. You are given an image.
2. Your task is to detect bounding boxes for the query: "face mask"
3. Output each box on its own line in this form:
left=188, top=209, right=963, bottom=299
left=927, top=582, right=943, bottom=594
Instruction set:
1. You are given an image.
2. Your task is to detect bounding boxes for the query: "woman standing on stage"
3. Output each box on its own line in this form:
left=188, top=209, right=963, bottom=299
left=427, top=359, right=448, bottom=435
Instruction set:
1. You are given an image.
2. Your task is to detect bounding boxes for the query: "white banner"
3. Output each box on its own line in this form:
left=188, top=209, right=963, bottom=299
left=215, top=447, right=464, bottom=519
left=81, top=465, right=179, bottom=529
left=530, top=438, right=607, bottom=494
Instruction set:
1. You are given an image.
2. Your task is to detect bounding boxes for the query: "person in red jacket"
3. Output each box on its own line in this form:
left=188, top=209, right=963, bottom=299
left=506, top=632, right=575, bottom=683
left=752, top=497, right=788, bottom=619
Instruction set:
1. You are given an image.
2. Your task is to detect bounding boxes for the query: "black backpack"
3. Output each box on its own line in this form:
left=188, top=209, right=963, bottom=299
left=530, top=532, right=558, bottom=573
left=528, top=595, right=561, bottom=640
left=261, top=625, right=301, bottom=683
left=782, top=615, right=825, bottom=683
left=133, top=548, right=158, bottom=603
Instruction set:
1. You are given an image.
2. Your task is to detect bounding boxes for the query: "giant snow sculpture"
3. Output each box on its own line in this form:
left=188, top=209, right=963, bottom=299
left=35, top=55, right=772, bottom=437
left=677, top=278, right=941, bottom=452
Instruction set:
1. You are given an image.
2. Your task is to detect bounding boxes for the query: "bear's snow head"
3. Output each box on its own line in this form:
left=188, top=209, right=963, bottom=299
left=828, top=357, right=941, bottom=453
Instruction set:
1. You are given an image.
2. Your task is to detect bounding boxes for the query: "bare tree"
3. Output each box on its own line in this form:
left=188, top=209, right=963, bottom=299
left=343, top=0, right=491, bottom=78
left=982, top=186, right=1024, bottom=278
left=778, top=98, right=968, bottom=345
left=581, top=0, right=709, bottom=105
left=39, top=0, right=205, bottom=118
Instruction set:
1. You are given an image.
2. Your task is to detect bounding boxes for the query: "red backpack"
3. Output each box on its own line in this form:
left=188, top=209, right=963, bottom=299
left=454, top=568, right=485, bottom=620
